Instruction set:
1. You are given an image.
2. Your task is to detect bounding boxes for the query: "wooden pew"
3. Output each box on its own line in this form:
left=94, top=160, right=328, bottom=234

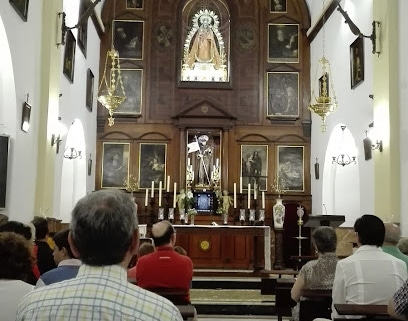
left=334, top=304, right=392, bottom=320
left=275, top=278, right=297, bottom=321
left=145, top=287, right=196, bottom=321
left=260, top=269, right=298, bottom=295
left=299, top=289, right=332, bottom=321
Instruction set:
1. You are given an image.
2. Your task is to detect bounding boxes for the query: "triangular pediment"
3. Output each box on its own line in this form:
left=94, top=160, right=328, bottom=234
left=173, top=100, right=236, bottom=129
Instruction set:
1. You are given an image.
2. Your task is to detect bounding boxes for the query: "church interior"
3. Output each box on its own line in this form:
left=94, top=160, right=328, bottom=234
left=0, top=0, right=407, bottom=319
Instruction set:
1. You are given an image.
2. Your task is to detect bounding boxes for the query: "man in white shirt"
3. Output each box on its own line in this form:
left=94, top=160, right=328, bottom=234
left=316, top=214, right=407, bottom=320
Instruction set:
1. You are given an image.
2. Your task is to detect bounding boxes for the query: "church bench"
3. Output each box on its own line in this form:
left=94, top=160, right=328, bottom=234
left=260, top=269, right=298, bottom=295
left=299, top=289, right=332, bottom=321
left=176, top=305, right=197, bottom=321
left=275, top=278, right=296, bottom=321
left=145, top=287, right=191, bottom=305
left=334, top=304, right=392, bottom=320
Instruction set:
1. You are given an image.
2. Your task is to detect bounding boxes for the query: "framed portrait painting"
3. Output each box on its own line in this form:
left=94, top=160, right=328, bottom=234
left=240, top=145, right=268, bottom=191
left=9, top=0, right=29, bottom=21
left=101, top=142, right=130, bottom=188
left=77, top=0, right=88, bottom=56
left=277, top=145, right=304, bottom=192
left=270, top=0, right=286, bottom=13
left=268, top=24, right=299, bottom=63
left=21, top=102, right=31, bottom=132
left=114, top=68, right=142, bottom=116
left=139, top=143, right=167, bottom=189
left=113, top=20, right=144, bottom=60
left=85, top=69, right=94, bottom=112
left=126, top=0, right=143, bottom=9
left=63, top=30, right=76, bottom=83
left=267, top=72, right=299, bottom=118
left=350, top=36, right=364, bottom=89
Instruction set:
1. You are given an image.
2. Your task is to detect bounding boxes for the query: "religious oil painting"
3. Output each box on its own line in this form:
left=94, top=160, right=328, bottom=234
left=350, top=36, right=364, bottom=89
left=113, top=68, right=142, bottom=116
left=180, top=2, right=230, bottom=86
left=85, top=69, right=94, bottom=112
left=268, top=23, right=299, bottom=63
left=277, top=145, right=304, bottom=192
left=101, top=142, right=130, bottom=188
left=270, top=0, right=286, bottom=13
left=77, top=0, right=88, bottom=57
left=63, top=30, right=76, bottom=83
left=240, top=145, right=268, bottom=191
left=113, top=20, right=144, bottom=60
left=9, top=0, right=29, bottom=21
left=21, top=102, right=31, bottom=133
left=267, top=72, right=299, bottom=118
left=126, top=0, right=143, bottom=9
left=139, top=143, right=167, bottom=189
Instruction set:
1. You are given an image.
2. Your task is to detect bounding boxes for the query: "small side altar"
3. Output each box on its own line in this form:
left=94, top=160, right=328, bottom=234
left=174, top=224, right=271, bottom=271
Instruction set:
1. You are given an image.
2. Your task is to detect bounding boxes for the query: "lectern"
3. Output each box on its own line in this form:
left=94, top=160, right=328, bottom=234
left=304, top=215, right=345, bottom=228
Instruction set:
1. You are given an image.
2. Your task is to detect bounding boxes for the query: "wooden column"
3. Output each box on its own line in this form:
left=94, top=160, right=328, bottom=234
left=273, top=228, right=285, bottom=270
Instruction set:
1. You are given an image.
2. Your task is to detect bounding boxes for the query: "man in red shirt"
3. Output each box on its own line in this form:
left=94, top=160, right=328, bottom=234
left=136, top=221, right=193, bottom=303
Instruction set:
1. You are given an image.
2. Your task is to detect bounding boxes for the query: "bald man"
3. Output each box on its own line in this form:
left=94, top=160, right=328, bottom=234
left=382, top=223, right=408, bottom=270
left=136, top=221, right=193, bottom=303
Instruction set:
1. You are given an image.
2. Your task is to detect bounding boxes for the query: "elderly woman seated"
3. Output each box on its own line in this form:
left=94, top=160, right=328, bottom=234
left=290, top=226, right=338, bottom=321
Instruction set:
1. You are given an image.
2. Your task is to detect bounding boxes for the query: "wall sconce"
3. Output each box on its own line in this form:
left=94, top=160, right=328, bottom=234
left=332, top=125, right=357, bottom=166
left=367, top=122, right=383, bottom=152
left=57, top=0, right=102, bottom=47
left=64, top=147, right=82, bottom=160
left=51, top=117, right=67, bottom=154
left=336, top=2, right=381, bottom=56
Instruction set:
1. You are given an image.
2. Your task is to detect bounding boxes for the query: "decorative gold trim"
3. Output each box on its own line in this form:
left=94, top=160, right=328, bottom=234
left=199, top=240, right=211, bottom=251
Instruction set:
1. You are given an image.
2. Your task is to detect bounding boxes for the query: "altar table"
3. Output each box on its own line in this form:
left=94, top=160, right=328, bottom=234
left=174, top=225, right=271, bottom=271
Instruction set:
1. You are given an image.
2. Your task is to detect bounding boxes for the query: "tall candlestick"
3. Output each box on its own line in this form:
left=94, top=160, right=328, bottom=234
left=216, top=158, right=219, bottom=167
left=262, top=191, right=265, bottom=209
left=158, top=181, right=162, bottom=207
left=145, top=189, right=148, bottom=206
left=233, top=183, right=237, bottom=208
left=188, top=158, right=191, bottom=166
left=173, top=182, right=177, bottom=206
left=239, top=176, right=243, bottom=193
left=151, top=181, right=154, bottom=198
left=166, top=176, right=170, bottom=192
left=248, top=184, right=251, bottom=209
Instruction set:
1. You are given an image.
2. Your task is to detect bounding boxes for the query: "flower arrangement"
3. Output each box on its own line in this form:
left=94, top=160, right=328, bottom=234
left=214, top=189, right=224, bottom=215
left=124, top=175, right=139, bottom=194
left=270, top=176, right=286, bottom=198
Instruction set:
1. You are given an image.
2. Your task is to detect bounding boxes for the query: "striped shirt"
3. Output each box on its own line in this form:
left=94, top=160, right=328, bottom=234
left=16, top=264, right=183, bottom=321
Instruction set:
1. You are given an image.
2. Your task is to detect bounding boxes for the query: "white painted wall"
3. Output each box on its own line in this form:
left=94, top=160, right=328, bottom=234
left=0, top=0, right=99, bottom=223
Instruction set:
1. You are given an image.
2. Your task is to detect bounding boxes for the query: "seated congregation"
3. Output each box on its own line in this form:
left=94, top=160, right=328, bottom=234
left=4, top=190, right=408, bottom=320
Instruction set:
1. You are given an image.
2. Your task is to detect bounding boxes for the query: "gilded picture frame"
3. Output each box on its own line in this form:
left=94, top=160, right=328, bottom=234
left=350, top=36, right=364, bottom=89
left=268, top=23, right=299, bottom=63
left=113, top=68, right=142, bottom=116
left=101, top=142, right=130, bottom=188
left=277, top=145, right=304, bottom=192
left=138, top=143, right=167, bottom=189
left=113, top=20, right=144, bottom=60
left=240, top=145, right=268, bottom=191
left=9, top=0, right=29, bottom=22
left=267, top=72, right=299, bottom=118
left=63, top=30, right=76, bottom=83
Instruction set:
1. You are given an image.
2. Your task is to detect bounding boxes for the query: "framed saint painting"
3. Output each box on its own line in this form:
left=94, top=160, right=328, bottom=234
left=139, top=143, right=167, bottom=189
left=268, top=23, right=299, bottom=63
left=277, top=145, right=304, bottom=192
left=101, top=142, right=130, bottom=188
left=113, top=20, right=144, bottom=60
left=240, top=145, right=268, bottom=191
left=350, top=36, right=364, bottom=89
left=267, top=72, right=299, bottom=118
left=63, top=30, right=76, bottom=83
left=113, top=68, right=142, bottom=116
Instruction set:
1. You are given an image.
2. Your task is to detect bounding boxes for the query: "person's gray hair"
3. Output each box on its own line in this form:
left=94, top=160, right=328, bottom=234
left=398, top=237, right=408, bottom=255
left=312, top=226, right=337, bottom=254
left=384, top=223, right=401, bottom=245
left=70, top=189, right=138, bottom=266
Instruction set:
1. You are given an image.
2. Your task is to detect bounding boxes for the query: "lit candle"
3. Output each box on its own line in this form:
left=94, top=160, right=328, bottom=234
left=151, top=181, right=154, bottom=198
left=216, top=158, right=219, bottom=167
left=173, top=182, right=177, bottom=207
left=145, top=189, right=148, bottom=206
left=262, top=191, right=265, bottom=209
left=254, top=184, right=257, bottom=200
left=188, top=158, right=191, bottom=166
left=233, top=183, right=237, bottom=208
left=248, top=183, right=251, bottom=209
left=239, top=176, right=243, bottom=193
left=166, top=175, right=170, bottom=192
left=158, top=181, right=162, bottom=207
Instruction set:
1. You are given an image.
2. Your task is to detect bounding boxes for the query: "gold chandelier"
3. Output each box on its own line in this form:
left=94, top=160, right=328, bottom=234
left=97, top=0, right=126, bottom=126
left=308, top=0, right=338, bottom=132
